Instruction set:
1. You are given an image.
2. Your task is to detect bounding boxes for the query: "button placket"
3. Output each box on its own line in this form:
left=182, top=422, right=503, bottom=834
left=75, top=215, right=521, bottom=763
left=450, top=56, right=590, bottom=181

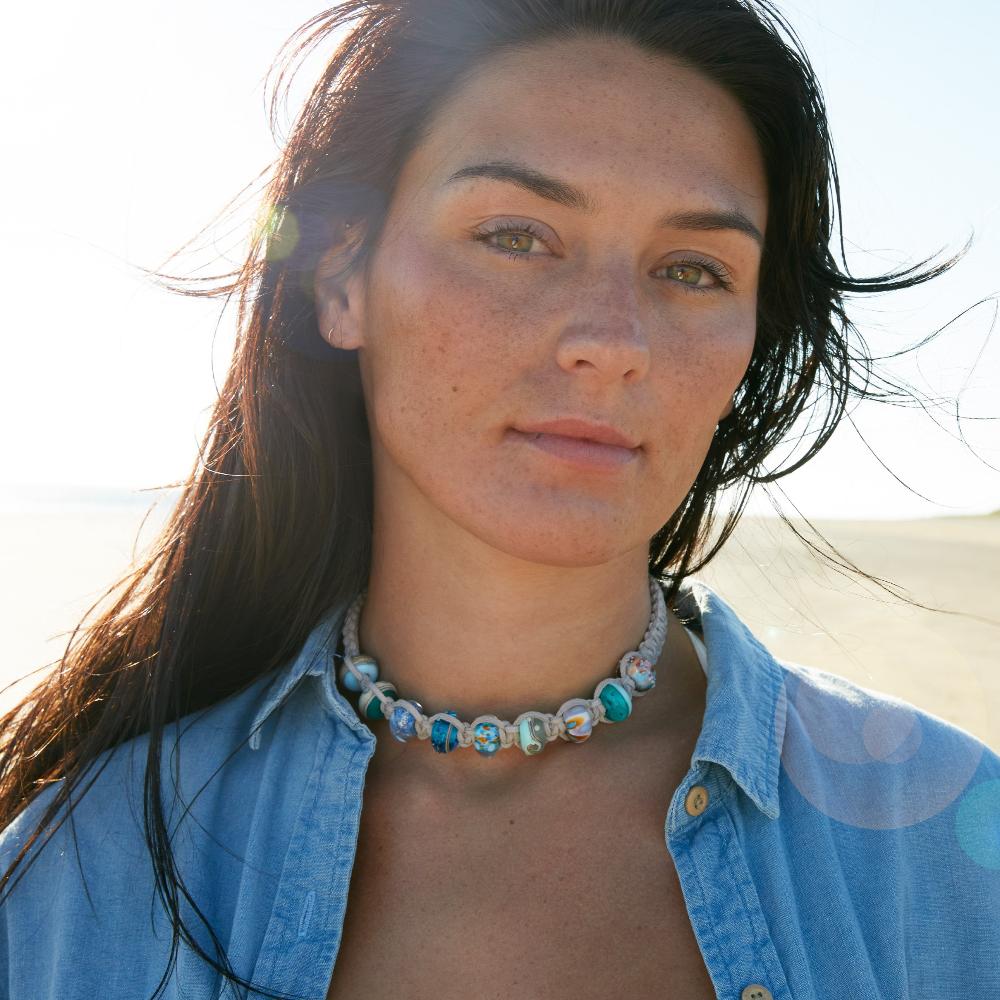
left=666, top=776, right=791, bottom=1000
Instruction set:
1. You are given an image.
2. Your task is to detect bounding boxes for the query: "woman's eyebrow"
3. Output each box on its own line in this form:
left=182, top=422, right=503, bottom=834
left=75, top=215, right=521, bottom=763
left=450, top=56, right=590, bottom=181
left=443, top=159, right=764, bottom=247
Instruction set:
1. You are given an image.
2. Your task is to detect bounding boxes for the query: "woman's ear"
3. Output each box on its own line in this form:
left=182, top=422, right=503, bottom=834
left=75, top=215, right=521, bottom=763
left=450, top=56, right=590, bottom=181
left=314, top=228, right=367, bottom=351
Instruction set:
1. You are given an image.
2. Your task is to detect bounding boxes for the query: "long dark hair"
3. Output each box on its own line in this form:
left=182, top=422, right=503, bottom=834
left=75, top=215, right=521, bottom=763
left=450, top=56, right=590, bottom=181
left=0, top=1, right=984, bottom=997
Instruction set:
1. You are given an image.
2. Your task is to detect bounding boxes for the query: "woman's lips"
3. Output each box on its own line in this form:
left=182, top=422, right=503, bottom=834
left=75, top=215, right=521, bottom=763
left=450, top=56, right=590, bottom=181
left=508, top=428, right=639, bottom=471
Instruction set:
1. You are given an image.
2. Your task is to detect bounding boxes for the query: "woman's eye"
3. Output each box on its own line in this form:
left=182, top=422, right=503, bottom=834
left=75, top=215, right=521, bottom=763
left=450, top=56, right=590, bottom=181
left=472, top=221, right=550, bottom=261
left=666, top=263, right=707, bottom=284
left=493, top=232, right=539, bottom=254
left=658, top=260, right=732, bottom=292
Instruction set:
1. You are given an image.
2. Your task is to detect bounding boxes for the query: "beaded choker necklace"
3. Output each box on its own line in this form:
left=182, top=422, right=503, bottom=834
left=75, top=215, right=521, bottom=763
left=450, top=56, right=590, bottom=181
left=335, top=574, right=668, bottom=757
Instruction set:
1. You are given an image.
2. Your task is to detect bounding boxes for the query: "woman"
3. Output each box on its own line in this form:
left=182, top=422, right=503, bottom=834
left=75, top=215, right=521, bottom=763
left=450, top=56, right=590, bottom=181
left=1, top=1, right=997, bottom=998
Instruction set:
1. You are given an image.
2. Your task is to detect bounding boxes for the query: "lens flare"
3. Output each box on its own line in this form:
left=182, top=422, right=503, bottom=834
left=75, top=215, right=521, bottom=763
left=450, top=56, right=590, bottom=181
left=955, top=778, right=1000, bottom=870
left=257, top=204, right=300, bottom=262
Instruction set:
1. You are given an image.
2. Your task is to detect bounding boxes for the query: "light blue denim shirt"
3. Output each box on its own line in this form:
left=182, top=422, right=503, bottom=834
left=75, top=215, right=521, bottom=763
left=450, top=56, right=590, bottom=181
left=2, top=578, right=999, bottom=999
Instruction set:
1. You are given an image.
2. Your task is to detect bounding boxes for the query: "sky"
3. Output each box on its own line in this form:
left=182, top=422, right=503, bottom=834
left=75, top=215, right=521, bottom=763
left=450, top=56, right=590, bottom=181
left=1, top=0, right=998, bottom=519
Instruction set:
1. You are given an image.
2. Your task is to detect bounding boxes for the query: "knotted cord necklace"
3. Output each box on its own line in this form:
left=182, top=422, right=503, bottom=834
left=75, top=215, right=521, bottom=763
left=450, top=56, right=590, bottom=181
left=334, top=574, right=668, bottom=756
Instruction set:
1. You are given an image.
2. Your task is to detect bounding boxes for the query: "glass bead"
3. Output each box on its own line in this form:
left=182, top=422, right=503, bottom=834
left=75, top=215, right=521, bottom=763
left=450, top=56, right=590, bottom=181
left=596, top=678, right=632, bottom=722
left=517, top=715, right=548, bottom=756
left=560, top=700, right=594, bottom=743
left=431, top=710, right=460, bottom=753
left=473, top=721, right=501, bottom=756
left=358, top=681, right=397, bottom=721
left=338, top=654, right=379, bottom=693
left=389, top=700, right=422, bottom=742
left=620, top=652, right=656, bottom=692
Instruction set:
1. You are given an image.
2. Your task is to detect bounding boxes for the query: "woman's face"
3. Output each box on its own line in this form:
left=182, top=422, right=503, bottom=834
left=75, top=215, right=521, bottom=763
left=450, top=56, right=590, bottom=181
left=319, top=34, right=767, bottom=568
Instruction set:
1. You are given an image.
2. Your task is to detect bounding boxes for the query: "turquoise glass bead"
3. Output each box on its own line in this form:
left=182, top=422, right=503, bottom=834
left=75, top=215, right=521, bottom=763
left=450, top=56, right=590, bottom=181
left=389, top=700, right=423, bottom=742
left=621, top=653, right=656, bottom=692
left=358, top=680, right=398, bottom=721
left=431, top=710, right=460, bottom=753
left=473, top=721, right=501, bottom=756
left=597, top=678, right=633, bottom=722
left=517, top=715, right=548, bottom=755
left=338, top=655, right=379, bottom=693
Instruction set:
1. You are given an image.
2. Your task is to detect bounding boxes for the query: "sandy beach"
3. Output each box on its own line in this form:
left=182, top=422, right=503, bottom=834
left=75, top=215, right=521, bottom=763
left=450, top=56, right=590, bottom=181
left=2, top=502, right=997, bottom=750
left=699, top=514, right=1000, bottom=751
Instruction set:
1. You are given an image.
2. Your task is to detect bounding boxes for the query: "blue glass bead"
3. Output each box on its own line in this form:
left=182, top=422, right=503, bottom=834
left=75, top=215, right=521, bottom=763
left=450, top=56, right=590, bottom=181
left=389, top=700, right=422, bottom=742
left=338, top=655, right=379, bottom=693
left=431, top=710, right=460, bottom=753
left=473, top=721, right=501, bottom=756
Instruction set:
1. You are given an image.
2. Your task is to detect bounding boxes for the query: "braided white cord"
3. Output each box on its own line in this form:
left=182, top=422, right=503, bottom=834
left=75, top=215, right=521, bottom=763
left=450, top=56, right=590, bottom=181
left=339, top=574, right=669, bottom=750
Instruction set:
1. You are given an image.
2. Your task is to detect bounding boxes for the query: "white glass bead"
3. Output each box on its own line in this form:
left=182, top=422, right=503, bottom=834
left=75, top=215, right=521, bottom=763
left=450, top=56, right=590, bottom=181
left=559, top=699, right=595, bottom=743
left=620, top=652, right=656, bottom=693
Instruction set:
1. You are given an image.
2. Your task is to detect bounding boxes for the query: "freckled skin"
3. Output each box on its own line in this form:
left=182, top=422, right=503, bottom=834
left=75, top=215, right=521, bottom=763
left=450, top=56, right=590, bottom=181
left=313, top=34, right=768, bottom=774
left=335, top=36, right=765, bottom=572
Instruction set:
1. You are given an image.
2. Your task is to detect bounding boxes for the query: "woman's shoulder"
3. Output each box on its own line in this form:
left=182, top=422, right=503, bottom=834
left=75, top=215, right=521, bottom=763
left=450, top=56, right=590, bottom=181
left=689, top=576, right=995, bottom=780
left=770, top=654, right=1000, bottom=989
left=0, top=664, right=290, bottom=904
left=773, top=654, right=1000, bottom=869
left=0, top=664, right=301, bottom=994
left=4, top=666, right=281, bottom=829
left=776, top=653, right=998, bottom=768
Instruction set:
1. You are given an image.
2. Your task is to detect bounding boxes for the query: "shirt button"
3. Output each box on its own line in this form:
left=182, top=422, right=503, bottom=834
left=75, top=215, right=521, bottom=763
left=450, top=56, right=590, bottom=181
left=741, top=986, right=773, bottom=1000
left=684, top=784, right=710, bottom=816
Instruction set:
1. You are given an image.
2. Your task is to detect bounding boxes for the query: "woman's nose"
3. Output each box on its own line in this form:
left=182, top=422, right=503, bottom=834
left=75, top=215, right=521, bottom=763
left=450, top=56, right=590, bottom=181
left=553, top=265, right=651, bottom=383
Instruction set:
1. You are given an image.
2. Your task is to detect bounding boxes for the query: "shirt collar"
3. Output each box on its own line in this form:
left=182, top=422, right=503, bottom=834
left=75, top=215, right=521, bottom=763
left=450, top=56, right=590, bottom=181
left=246, top=598, right=356, bottom=749
left=247, top=577, right=788, bottom=819
left=674, top=578, right=787, bottom=819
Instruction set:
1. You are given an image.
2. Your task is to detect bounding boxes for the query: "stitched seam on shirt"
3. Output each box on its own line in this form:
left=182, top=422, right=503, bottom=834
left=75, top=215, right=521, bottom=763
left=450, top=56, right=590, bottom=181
left=718, top=806, right=788, bottom=1000
left=745, top=639, right=782, bottom=813
left=270, top=736, right=370, bottom=999
left=323, top=740, right=371, bottom=981
left=683, top=814, right=736, bottom=999
left=255, top=725, right=336, bottom=991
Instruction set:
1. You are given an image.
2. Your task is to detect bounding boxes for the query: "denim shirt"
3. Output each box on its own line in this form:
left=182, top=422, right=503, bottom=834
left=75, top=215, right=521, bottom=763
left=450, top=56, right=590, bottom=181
left=2, top=578, right=999, bottom=999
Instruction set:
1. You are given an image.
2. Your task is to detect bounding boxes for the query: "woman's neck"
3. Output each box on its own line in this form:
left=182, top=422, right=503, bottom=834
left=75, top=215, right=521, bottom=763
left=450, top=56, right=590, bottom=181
left=353, top=500, right=678, bottom=784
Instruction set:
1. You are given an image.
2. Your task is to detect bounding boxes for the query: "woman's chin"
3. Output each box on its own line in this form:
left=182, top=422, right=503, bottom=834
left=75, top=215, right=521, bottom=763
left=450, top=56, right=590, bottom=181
left=451, top=505, right=650, bottom=569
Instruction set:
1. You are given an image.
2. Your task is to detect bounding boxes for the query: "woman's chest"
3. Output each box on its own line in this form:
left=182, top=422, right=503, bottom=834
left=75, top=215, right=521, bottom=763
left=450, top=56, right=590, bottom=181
left=323, top=779, right=717, bottom=999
